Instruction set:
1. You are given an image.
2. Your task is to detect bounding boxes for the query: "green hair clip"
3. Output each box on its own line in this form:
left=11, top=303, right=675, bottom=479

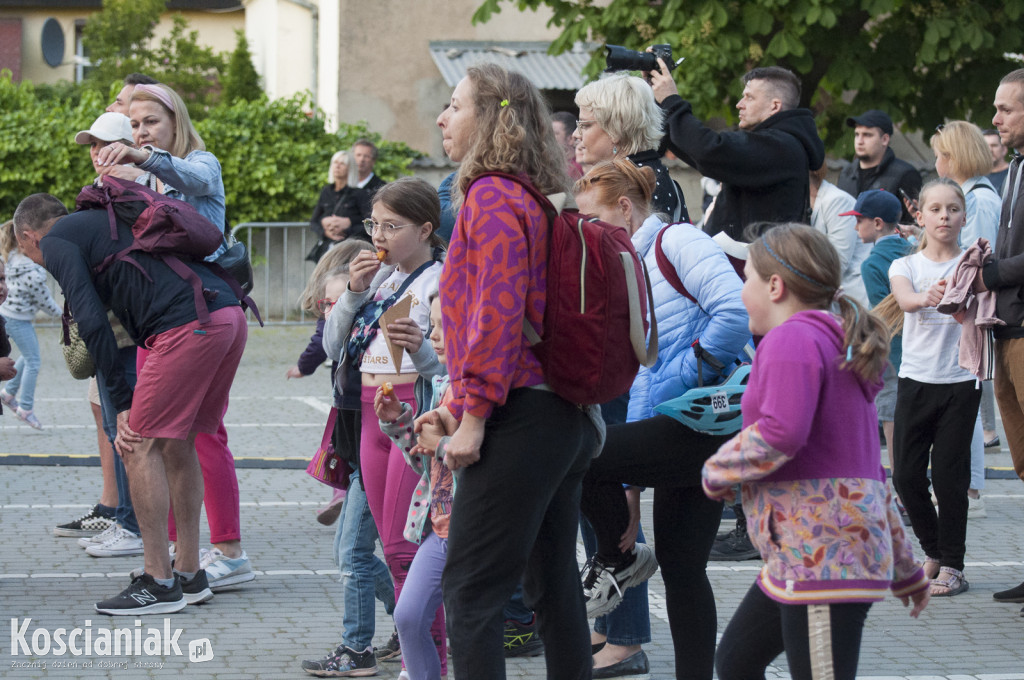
left=500, top=99, right=509, bottom=107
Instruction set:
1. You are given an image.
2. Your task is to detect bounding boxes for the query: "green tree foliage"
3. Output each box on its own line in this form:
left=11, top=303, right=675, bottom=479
left=82, top=0, right=225, bottom=113
left=0, top=73, right=422, bottom=224
left=223, top=30, right=263, bottom=104
left=473, top=0, right=1024, bottom=152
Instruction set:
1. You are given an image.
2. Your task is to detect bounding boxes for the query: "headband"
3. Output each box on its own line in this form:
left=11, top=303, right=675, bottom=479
left=762, top=238, right=833, bottom=292
left=132, top=83, right=175, bottom=113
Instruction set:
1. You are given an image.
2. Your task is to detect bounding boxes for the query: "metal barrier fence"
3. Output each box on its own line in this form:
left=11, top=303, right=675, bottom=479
left=232, top=221, right=318, bottom=325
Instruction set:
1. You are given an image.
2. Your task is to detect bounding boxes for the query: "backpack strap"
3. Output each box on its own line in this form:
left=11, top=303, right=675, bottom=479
left=162, top=255, right=213, bottom=325
left=204, top=261, right=264, bottom=327
left=655, top=226, right=702, bottom=310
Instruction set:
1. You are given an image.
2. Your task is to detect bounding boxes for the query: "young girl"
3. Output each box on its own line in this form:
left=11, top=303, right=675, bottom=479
left=890, top=178, right=980, bottom=597
left=374, top=294, right=454, bottom=680
left=290, top=240, right=375, bottom=524
left=0, top=219, right=63, bottom=429
left=702, top=223, right=930, bottom=680
left=321, top=176, right=445, bottom=674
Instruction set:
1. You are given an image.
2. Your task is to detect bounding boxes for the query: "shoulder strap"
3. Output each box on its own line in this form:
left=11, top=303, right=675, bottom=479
left=968, top=181, right=997, bottom=194
left=654, top=226, right=700, bottom=309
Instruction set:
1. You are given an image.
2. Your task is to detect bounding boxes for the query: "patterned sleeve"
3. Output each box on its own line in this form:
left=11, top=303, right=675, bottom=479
left=701, top=422, right=793, bottom=499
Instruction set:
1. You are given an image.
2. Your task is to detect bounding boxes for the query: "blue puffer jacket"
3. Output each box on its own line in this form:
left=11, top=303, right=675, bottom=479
left=627, top=215, right=751, bottom=422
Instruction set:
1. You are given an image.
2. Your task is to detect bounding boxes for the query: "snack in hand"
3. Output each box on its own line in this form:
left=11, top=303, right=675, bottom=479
left=382, top=382, right=394, bottom=398
left=376, top=250, right=387, bottom=262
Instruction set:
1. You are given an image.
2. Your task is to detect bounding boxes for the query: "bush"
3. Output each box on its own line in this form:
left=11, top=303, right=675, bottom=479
left=0, top=72, right=423, bottom=224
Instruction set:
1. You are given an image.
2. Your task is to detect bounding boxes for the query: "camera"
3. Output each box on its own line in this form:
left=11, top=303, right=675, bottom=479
left=604, top=44, right=676, bottom=74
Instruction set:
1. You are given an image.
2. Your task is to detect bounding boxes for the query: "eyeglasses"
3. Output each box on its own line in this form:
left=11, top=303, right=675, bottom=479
left=363, top=219, right=417, bottom=238
left=316, top=298, right=337, bottom=314
left=575, top=120, right=599, bottom=133
left=935, top=123, right=945, bottom=133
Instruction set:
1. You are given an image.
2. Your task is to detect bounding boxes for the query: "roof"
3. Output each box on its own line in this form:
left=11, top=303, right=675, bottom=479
left=429, top=41, right=595, bottom=91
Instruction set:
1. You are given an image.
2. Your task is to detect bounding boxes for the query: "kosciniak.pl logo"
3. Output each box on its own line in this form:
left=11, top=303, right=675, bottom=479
left=9, top=618, right=214, bottom=664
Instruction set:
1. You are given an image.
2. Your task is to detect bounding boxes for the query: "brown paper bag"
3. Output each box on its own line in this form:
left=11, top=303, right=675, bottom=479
left=378, top=296, right=413, bottom=374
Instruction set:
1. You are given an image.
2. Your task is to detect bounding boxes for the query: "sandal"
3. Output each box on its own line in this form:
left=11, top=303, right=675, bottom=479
left=923, top=557, right=940, bottom=580
left=930, top=566, right=969, bottom=597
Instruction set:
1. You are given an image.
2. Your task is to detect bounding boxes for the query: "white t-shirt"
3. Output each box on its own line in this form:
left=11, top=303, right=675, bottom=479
left=889, top=251, right=973, bottom=384
left=360, top=262, right=442, bottom=375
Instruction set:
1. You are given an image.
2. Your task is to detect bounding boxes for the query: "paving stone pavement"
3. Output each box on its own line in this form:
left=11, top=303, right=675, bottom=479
left=2, top=325, right=1023, bottom=679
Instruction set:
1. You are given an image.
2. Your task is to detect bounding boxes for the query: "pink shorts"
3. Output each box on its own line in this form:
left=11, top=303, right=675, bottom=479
left=129, top=306, right=247, bottom=440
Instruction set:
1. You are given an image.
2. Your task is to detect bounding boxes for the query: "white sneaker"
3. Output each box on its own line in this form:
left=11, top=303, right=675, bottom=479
left=968, top=496, right=988, bottom=519
left=582, top=543, right=659, bottom=618
left=79, top=522, right=121, bottom=548
left=85, top=527, right=145, bottom=557
left=202, top=548, right=255, bottom=589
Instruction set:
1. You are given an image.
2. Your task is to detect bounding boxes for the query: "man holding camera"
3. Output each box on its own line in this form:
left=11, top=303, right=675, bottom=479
left=648, top=58, right=825, bottom=243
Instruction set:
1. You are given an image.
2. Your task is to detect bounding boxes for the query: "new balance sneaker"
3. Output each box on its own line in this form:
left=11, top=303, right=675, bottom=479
left=583, top=543, right=659, bottom=619
left=202, top=548, right=256, bottom=589
left=374, top=629, right=401, bottom=662
left=503, top=616, right=544, bottom=657
left=94, top=573, right=186, bottom=616
left=176, top=569, right=214, bottom=605
left=15, top=407, right=42, bottom=430
left=78, top=522, right=121, bottom=548
left=301, top=645, right=378, bottom=677
left=53, top=505, right=117, bottom=537
left=85, top=526, right=145, bottom=557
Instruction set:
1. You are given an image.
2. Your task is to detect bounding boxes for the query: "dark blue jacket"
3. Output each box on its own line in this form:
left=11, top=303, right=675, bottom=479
left=861, top=234, right=912, bottom=369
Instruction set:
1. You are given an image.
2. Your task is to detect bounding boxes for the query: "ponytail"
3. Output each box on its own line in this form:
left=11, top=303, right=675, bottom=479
left=835, top=294, right=891, bottom=381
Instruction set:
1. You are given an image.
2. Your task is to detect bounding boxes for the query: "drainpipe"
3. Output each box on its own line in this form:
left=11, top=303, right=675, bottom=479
left=282, top=0, right=318, bottom=108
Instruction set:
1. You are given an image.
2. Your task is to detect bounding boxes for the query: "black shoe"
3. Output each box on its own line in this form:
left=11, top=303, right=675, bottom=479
left=593, top=650, right=650, bottom=679
left=374, top=629, right=401, bottom=662
left=301, top=645, right=378, bottom=677
left=993, top=580, right=1024, bottom=603
left=177, top=569, right=213, bottom=605
left=985, top=435, right=1001, bottom=448
left=592, top=641, right=606, bottom=655
left=504, top=617, right=544, bottom=657
left=709, top=527, right=760, bottom=561
left=94, top=573, right=186, bottom=616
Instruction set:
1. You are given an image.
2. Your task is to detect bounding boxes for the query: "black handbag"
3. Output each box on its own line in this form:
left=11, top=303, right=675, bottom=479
left=216, top=237, right=254, bottom=295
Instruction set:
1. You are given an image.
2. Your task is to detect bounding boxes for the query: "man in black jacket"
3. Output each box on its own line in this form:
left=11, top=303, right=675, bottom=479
left=837, top=109, right=921, bottom=223
left=982, top=68, right=1024, bottom=610
left=649, top=61, right=825, bottom=242
left=14, top=193, right=247, bottom=616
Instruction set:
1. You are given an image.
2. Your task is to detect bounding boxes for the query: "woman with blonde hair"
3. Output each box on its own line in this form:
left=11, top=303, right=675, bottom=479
left=574, top=72, right=689, bottom=221
left=428, top=63, right=600, bottom=678
left=307, top=150, right=372, bottom=262
left=930, top=121, right=1003, bottom=510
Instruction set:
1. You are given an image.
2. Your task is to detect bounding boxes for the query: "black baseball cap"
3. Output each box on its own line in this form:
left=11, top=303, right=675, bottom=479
left=846, top=109, right=894, bottom=136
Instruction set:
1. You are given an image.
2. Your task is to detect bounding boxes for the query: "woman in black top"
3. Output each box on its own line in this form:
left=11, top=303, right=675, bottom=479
left=308, top=150, right=371, bottom=262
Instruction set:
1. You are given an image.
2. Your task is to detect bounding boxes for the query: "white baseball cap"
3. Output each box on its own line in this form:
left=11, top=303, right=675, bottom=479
left=74, top=112, right=134, bottom=145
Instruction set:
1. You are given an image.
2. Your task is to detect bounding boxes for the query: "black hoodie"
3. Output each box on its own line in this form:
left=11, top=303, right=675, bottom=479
left=659, top=95, right=825, bottom=242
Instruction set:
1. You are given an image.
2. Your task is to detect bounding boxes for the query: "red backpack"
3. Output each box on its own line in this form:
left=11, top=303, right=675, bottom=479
left=476, top=173, right=658, bottom=405
left=75, top=176, right=261, bottom=325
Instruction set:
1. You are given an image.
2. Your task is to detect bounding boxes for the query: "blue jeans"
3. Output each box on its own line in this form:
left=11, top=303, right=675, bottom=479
left=580, top=515, right=652, bottom=645
left=2, top=317, right=41, bottom=411
left=95, top=347, right=139, bottom=536
left=333, top=470, right=395, bottom=651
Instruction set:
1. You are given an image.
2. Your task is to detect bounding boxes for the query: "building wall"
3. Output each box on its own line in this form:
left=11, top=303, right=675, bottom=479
left=0, top=8, right=242, bottom=85
left=244, top=0, right=315, bottom=105
left=334, top=0, right=562, bottom=156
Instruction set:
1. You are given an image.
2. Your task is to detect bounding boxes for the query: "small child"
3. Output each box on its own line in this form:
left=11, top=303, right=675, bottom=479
left=846, top=189, right=912, bottom=467
left=0, top=259, right=17, bottom=406
left=702, top=223, right=929, bottom=680
left=889, top=178, right=980, bottom=597
left=374, top=294, right=454, bottom=680
left=0, top=220, right=63, bottom=429
left=291, top=240, right=374, bottom=524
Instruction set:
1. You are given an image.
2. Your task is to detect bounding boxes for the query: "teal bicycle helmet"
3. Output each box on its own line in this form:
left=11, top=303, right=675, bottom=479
left=653, top=341, right=752, bottom=435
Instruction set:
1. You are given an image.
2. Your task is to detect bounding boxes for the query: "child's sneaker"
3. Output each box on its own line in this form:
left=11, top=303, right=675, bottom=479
left=15, top=407, right=42, bottom=430
left=53, top=505, right=117, bottom=537
left=202, top=548, right=256, bottom=589
left=301, top=645, right=377, bottom=677
left=0, top=390, right=17, bottom=411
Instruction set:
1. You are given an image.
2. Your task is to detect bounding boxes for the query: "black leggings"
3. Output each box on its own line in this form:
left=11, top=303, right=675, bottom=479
left=579, top=415, right=725, bottom=680
left=716, top=582, right=871, bottom=680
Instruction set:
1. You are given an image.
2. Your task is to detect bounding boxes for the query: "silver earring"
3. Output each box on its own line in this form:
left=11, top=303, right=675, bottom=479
left=613, top=145, right=619, bottom=154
